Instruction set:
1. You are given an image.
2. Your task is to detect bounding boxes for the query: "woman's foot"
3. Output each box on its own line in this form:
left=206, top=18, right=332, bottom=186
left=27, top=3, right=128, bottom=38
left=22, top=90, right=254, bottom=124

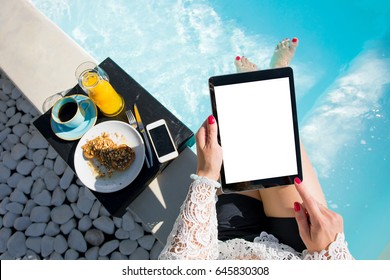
left=269, top=37, right=299, bottom=68
left=234, top=56, right=259, bottom=73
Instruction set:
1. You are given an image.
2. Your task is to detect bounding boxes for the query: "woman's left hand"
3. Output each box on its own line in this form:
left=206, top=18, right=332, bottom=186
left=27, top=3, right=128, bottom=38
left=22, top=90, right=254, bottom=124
left=195, top=115, right=223, bottom=181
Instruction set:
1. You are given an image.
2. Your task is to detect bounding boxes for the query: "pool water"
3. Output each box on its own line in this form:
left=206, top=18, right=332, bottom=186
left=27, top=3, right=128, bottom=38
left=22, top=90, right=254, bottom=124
left=31, top=0, right=390, bottom=259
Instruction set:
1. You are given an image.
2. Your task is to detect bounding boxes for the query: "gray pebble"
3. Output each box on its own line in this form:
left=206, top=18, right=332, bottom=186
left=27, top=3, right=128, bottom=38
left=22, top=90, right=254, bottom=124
left=24, top=250, right=41, bottom=260
left=59, top=166, right=74, bottom=190
left=49, top=252, right=63, bottom=260
left=129, top=247, right=149, bottom=260
left=13, top=216, right=32, bottom=231
left=0, top=128, right=11, bottom=143
left=25, top=223, right=47, bottom=237
left=26, top=237, right=42, bottom=254
left=10, top=189, right=28, bottom=204
left=0, top=100, right=6, bottom=112
left=44, top=221, right=60, bottom=237
left=43, top=170, right=60, bottom=191
left=46, top=145, right=58, bottom=159
left=138, top=235, right=156, bottom=251
left=7, top=133, right=19, bottom=145
left=68, top=229, right=87, bottom=253
left=30, top=178, right=45, bottom=198
left=22, top=200, right=36, bottom=216
left=115, top=228, right=130, bottom=240
left=60, top=218, right=77, bottom=235
left=6, top=112, right=22, bottom=127
left=32, top=149, right=47, bottom=166
left=78, top=215, right=92, bottom=232
left=19, top=99, right=33, bottom=114
left=7, top=172, right=24, bottom=188
left=119, top=240, right=138, bottom=255
left=85, top=247, right=99, bottom=260
left=51, top=187, right=66, bottom=206
left=33, top=189, right=51, bottom=206
left=122, top=211, right=135, bottom=232
left=20, top=132, right=32, bottom=145
left=51, top=205, right=74, bottom=225
left=99, top=240, right=119, bottom=256
left=92, top=216, right=115, bottom=235
left=41, top=235, right=55, bottom=258
left=0, top=228, right=12, bottom=253
left=0, top=111, right=8, bottom=125
left=129, top=223, right=144, bottom=241
left=64, top=249, right=79, bottom=260
left=16, top=159, right=35, bottom=175
left=7, top=232, right=26, bottom=258
left=30, top=206, right=51, bottom=223
left=5, top=202, right=24, bottom=215
left=20, top=113, right=33, bottom=124
left=28, top=133, right=48, bottom=149
left=77, top=194, right=94, bottom=214
left=150, top=241, right=164, bottom=260
left=0, top=164, right=11, bottom=181
left=2, top=151, right=17, bottom=170
left=5, top=106, right=15, bottom=118
left=110, top=251, right=128, bottom=260
left=43, top=159, right=54, bottom=170
left=66, top=184, right=79, bottom=203
left=53, top=156, right=67, bottom=175
left=89, top=200, right=101, bottom=220
left=12, top=123, right=28, bottom=137
left=54, top=235, right=68, bottom=254
left=85, top=229, right=105, bottom=246
left=16, top=176, right=34, bottom=194
left=0, top=183, right=12, bottom=200
left=3, top=212, right=19, bottom=228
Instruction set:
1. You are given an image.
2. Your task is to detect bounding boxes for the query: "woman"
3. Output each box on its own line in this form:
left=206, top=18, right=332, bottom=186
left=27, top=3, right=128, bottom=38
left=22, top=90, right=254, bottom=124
left=159, top=38, right=354, bottom=260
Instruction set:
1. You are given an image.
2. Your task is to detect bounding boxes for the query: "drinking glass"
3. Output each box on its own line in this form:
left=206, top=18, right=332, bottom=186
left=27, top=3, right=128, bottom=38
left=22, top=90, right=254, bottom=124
left=75, top=62, right=124, bottom=117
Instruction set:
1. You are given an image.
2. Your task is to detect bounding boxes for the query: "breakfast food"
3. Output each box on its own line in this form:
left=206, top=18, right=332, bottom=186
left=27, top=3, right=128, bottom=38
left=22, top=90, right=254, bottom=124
left=81, top=132, right=136, bottom=177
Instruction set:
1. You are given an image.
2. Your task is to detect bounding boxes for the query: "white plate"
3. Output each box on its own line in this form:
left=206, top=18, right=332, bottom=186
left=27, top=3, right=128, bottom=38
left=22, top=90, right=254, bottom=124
left=74, top=121, right=145, bottom=193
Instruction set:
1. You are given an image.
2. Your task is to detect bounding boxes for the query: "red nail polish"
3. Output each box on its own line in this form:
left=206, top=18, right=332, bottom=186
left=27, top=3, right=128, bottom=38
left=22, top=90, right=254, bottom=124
left=294, top=202, right=301, bottom=212
left=235, top=56, right=241, bottom=61
left=208, top=115, right=215, bottom=124
left=294, top=177, right=301, bottom=185
left=292, top=38, right=298, bottom=43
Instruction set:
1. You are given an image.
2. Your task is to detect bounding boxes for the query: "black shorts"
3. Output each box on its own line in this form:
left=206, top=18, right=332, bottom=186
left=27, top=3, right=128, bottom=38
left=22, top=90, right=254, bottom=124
left=216, top=193, right=306, bottom=252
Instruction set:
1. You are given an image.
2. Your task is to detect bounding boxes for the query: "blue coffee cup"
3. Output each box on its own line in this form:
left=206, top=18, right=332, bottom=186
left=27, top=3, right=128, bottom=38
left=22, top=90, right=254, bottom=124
left=51, top=95, right=90, bottom=128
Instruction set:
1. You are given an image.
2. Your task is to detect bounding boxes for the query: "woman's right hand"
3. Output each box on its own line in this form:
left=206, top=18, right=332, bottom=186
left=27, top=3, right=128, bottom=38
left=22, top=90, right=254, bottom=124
left=293, top=178, right=344, bottom=253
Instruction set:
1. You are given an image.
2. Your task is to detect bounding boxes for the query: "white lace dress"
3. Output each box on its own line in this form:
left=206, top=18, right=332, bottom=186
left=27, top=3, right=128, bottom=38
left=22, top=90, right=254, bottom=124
left=159, top=175, right=354, bottom=260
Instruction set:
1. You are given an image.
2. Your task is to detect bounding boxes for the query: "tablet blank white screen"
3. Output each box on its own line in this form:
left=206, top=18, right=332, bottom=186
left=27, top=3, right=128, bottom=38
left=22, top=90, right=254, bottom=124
left=214, top=77, right=297, bottom=184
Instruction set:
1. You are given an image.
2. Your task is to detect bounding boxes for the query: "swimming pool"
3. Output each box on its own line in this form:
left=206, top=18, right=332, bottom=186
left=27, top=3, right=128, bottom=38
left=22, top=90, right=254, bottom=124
left=31, top=0, right=390, bottom=259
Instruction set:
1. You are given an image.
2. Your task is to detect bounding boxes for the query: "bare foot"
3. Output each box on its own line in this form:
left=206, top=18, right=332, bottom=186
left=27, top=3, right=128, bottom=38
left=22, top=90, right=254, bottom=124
left=269, top=37, right=299, bottom=68
left=234, top=56, right=258, bottom=73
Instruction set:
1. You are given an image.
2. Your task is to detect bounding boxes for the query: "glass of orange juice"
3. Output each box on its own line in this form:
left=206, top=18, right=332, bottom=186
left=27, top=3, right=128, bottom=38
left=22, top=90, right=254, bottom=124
left=75, top=62, right=124, bottom=117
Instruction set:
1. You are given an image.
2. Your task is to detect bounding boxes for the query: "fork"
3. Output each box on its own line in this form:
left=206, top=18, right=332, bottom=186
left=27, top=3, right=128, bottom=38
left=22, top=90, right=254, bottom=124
left=125, top=109, right=151, bottom=168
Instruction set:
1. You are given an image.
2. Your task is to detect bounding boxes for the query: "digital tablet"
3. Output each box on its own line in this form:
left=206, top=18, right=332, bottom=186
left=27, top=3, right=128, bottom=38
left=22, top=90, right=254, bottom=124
left=209, top=67, right=302, bottom=193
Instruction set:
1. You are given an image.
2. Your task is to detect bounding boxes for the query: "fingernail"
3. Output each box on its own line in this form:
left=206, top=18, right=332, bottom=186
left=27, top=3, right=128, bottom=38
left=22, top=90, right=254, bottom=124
left=208, top=115, right=215, bottom=124
left=235, top=56, right=241, bottom=61
left=294, top=177, right=301, bottom=185
left=292, top=38, right=298, bottom=43
left=294, top=202, right=301, bottom=212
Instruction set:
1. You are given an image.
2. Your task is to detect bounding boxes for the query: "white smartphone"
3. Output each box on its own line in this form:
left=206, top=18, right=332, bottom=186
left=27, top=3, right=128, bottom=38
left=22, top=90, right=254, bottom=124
left=146, top=119, right=179, bottom=163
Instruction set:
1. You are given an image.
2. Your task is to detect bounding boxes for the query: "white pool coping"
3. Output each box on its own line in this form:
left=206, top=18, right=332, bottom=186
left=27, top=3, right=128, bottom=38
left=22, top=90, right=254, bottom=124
left=0, top=0, right=194, bottom=245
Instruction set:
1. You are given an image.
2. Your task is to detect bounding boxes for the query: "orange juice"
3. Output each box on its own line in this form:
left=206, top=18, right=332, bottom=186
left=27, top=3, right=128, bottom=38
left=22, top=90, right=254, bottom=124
left=82, top=72, right=124, bottom=116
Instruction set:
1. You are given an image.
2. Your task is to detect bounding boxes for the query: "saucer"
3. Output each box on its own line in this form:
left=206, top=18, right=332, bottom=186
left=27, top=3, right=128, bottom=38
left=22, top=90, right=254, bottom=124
left=50, top=94, right=97, bottom=141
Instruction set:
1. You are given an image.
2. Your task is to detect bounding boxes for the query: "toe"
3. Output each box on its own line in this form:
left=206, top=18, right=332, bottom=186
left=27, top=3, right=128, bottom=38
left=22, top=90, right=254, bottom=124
left=291, top=37, right=299, bottom=48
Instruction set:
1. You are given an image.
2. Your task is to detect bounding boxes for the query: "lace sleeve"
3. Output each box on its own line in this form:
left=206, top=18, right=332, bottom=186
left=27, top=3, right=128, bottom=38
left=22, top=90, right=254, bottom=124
left=302, top=233, right=354, bottom=260
left=158, top=175, right=221, bottom=260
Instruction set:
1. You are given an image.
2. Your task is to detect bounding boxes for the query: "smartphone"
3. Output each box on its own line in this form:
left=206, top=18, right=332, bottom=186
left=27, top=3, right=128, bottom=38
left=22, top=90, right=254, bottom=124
left=146, top=119, right=179, bottom=163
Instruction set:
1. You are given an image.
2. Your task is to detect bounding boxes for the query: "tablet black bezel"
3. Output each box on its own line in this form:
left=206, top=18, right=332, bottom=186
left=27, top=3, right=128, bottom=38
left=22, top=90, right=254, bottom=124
left=209, top=67, right=302, bottom=193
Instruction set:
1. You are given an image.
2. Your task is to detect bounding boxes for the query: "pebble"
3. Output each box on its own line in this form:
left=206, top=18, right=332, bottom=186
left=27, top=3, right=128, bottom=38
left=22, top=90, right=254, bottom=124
left=66, top=184, right=79, bottom=203
left=3, top=151, right=17, bottom=170
left=3, top=212, right=19, bottom=228
left=26, top=237, right=41, bottom=254
left=5, top=202, right=24, bottom=215
left=49, top=252, right=63, bottom=260
left=89, top=200, right=101, bottom=220
left=11, top=87, right=22, bottom=99
left=22, top=200, right=36, bottom=217
left=129, top=223, right=144, bottom=240
left=30, top=179, right=46, bottom=198
left=5, top=106, right=15, bottom=117
left=7, top=232, right=27, bottom=258
left=44, top=170, right=60, bottom=191
left=85, top=247, right=99, bottom=260
left=41, top=235, right=55, bottom=258
left=7, top=133, right=20, bottom=145
left=77, top=194, right=94, bottom=214
left=68, top=229, right=87, bottom=253
left=18, top=99, right=33, bottom=114
left=33, top=189, right=51, bottom=206
left=119, top=240, right=138, bottom=255
left=13, top=216, right=32, bottom=231
left=0, top=127, right=11, bottom=142
left=53, top=156, right=67, bottom=175
left=84, top=229, right=105, bottom=246
left=44, top=221, right=60, bottom=237
left=51, top=187, right=66, bottom=206
left=0, top=228, right=12, bottom=253
left=44, top=159, right=54, bottom=170
left=16, top=159, right=36, bottom=175
left=0, top=100, right=6, bottom=112
left=10, top=189, right=28, bottom=204
left=78, top=215, right=92, bottom=232
left=54, top=235, right=68, bottom=254
left=51, top=205, right=74, bottom=225
left=32, top=149, right=47, bottom=166
left=138, top=235, right=156, bottom=250
left=92, top=216, right=115, bottom=235
left=20, top=132, right=32, bottom=146
left=30, top=206, right=51, bottom=223
left=64, top=249, right=79, bottom=260
left=60, top=218, right=77, bottom=235
left=25, top=223, right=47, bottom=237
left=0, top=184, right=12, bottom=200
left=17, top=176, right=34, bottom=194
left=122, top=211, right=135, bottom=232
left=150, top=241, right=164, bottom=260
left=6, top=112, right=22, bottom=127
left=59, top=167, right=74, bottom=190
left=115, top=228, right=130, bottom=240
left=20, top=113, right=33, bottom=124
left=12, top=123, right=28, bottom=137
left=129, top=247, right=149, bottom=260
left=28, top=133, right=49, bottom=149
left=0, top=164, right=11, bottom=181
left=71, top=203, right=83, bottom=219
left=99, top=240, right=119, bottom=256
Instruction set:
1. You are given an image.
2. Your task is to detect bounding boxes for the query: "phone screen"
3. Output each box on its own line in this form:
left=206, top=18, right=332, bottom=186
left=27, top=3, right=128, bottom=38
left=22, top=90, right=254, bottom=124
left=148, top=124, right=176, bottom=157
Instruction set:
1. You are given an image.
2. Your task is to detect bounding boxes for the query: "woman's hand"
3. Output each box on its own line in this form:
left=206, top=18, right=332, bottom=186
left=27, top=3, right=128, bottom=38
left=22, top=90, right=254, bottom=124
left=195, top=115, right=223, bottom=181
left=293, top=178, right=344, bottom=253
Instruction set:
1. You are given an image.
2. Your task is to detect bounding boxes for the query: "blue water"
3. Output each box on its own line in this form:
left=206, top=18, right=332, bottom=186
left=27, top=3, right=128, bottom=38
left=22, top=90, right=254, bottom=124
left=32, top=0, right=390, bottom=259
